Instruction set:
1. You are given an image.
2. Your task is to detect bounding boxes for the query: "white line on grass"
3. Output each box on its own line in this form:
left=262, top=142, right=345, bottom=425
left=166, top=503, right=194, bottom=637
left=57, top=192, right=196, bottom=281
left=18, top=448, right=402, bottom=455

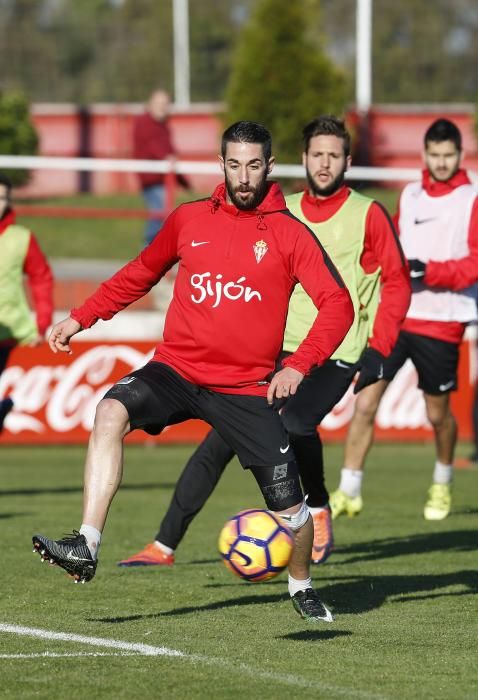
left=0, top=652, right=137, bottom=658
left=1, top=623, right=388, bottom=699
left=0, top=623, right=183, bottom=657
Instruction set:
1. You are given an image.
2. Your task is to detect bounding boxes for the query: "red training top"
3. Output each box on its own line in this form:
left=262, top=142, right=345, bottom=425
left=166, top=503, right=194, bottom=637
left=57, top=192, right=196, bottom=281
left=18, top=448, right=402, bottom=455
left=71, top=182, right=354, bottom=396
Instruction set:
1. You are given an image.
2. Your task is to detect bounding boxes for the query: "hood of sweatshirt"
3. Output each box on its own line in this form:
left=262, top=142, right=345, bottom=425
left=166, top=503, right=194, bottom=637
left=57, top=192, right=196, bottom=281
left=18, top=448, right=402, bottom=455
left=422, top=168, right=471, bottom=197
left=209, top=181, right=286, bottom=216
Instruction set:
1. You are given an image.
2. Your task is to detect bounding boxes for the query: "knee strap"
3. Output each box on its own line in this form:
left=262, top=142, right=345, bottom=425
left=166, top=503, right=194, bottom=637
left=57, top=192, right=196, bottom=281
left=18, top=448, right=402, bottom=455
left=277, top=500, right=310, bottom=532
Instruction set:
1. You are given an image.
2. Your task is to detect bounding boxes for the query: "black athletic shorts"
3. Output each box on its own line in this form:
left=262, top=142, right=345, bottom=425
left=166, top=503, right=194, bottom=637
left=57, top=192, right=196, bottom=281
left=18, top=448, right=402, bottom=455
left=381, top=331, right=459, bottom=395
left=279, top=353, right=358, bottom=436
left=103, top=361, right=294, bottom=468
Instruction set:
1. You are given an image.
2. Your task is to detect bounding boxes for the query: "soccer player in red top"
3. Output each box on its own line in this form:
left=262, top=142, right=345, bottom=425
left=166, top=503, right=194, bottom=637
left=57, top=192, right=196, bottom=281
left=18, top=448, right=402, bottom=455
left=32, top=121, right=354, bottom=623
left=330, top=118, right=478, bottom=522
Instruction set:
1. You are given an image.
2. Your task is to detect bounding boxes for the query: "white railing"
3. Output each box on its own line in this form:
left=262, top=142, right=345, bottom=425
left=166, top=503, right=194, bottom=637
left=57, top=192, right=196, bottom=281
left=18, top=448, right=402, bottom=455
left=0, top=155, right=421, bottom=182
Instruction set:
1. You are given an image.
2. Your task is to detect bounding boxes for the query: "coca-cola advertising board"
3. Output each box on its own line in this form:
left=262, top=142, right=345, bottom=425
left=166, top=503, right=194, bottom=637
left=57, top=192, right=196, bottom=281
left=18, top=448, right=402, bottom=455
left=0, top=340, right=475, bottom=444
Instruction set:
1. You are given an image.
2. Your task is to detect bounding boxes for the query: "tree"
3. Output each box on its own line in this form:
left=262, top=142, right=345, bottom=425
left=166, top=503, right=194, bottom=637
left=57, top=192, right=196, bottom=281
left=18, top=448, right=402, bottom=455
left=321, top=0, right=478, bottom=104
left=224, top=0, right=347, bottom=164
left=0, top=90, right=38, bottom=186
left=0, top=0, right=253, bottom=103
left=372, top=0, right=478, bottom=103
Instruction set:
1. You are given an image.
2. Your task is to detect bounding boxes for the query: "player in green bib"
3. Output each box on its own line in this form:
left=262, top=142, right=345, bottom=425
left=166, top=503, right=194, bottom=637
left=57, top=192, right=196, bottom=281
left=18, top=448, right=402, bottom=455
left=118, top=116, right=410, bottom=571
left=0, top=173, right=53, bottom=431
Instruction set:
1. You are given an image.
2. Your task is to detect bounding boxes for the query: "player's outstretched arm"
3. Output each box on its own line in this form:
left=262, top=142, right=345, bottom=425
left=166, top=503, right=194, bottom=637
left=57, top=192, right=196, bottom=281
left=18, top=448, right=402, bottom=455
left=48, top=316, right=82, bottom=354
left=267, top=367, right=304, bottom=405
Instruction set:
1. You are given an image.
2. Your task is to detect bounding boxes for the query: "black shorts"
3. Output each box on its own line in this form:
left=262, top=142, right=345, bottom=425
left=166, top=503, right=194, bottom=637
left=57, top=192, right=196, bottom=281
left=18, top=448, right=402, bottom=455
left=382, top=331, right=459, bottom=395
left=104, top=362, right=294, bottom=469
left=279, top=355, right=358, bottom=436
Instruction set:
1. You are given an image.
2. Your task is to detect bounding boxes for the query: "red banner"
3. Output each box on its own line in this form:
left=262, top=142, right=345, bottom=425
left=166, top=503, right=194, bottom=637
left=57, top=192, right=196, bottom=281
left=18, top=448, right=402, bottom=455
left=0, top=340, right=475, bottom=444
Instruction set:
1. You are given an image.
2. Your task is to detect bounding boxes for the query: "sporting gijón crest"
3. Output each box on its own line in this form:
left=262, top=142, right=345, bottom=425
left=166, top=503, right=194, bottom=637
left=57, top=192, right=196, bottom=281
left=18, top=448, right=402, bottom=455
left=253, top=239, right=268, bottom=263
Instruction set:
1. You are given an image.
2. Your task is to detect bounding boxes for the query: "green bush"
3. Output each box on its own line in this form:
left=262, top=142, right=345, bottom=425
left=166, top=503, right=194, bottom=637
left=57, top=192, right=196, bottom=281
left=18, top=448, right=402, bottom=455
left=224, top=0, right=347, bottom=164
left=0, top=90, right=38, bottom=186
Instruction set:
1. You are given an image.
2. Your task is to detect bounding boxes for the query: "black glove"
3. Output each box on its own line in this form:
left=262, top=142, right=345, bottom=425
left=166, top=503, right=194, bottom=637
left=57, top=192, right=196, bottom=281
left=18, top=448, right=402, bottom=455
left=353, top=348, right=386, bottom=394
left=407, top=258, right=426, bottom=280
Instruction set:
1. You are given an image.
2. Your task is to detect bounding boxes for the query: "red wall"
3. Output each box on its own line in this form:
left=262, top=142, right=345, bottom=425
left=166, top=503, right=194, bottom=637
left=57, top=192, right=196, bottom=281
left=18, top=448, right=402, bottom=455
left=18, top=104, right=478, bottom=198
left=366, top=106, right=478, bottom=171
left=20, top=104, right=224, bottom=197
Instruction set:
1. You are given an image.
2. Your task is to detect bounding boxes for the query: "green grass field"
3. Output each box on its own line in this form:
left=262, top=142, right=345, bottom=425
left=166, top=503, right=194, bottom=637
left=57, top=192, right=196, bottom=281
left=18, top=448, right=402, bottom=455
left=16, top=186, right=399, bottom=261
left=1, top=442, right=477, bottom=699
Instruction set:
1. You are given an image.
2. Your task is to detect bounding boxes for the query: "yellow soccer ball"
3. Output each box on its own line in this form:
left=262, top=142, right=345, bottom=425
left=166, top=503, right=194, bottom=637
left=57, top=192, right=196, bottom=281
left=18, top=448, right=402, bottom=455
left=218, top=508, right=294, bottom=582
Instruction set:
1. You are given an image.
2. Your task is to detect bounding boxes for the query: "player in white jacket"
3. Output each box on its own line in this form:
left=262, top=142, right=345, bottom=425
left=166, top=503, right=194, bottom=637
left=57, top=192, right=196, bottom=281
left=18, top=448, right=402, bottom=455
left=331, top=118, right=478, bottom=521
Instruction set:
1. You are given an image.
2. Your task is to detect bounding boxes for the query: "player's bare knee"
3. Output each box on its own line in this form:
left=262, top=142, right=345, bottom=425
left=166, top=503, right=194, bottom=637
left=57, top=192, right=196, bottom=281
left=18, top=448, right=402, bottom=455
left=94, top=398, right=130, bottom=436
left=354, top=391, right=380, bottom=423
left=426, top=405, right=454, bottom=430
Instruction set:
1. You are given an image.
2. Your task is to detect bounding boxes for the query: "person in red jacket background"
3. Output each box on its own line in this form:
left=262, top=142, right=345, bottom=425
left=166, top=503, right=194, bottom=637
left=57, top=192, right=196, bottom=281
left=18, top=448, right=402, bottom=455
left=32, top=121, right=354, bottom=624
left=330, top=118, right=478, bottom=522
left=0, top=172, right=53, bottom=432
left=133, top=89, right=189, bottom=247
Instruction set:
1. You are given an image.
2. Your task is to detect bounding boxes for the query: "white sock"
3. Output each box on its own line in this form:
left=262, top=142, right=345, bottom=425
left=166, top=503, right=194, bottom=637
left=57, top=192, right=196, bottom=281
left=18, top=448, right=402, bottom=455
left=433, top=461, right=453, bottom=485
left=154, top=541, right=174, bottom=555
left=288, top=574, right=312, bottom=597
left=79, top=524, right=102, bottom=559
left=308, top=506, right=328, bottom=516
left=339, top=468, right=363, bottom=498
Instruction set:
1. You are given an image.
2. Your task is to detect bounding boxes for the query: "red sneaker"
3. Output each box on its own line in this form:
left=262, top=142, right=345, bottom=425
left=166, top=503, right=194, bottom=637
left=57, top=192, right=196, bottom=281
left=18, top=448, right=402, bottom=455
left=117, top=543, right=175, bottom=567
left=311, top=507, right=334, bottom=565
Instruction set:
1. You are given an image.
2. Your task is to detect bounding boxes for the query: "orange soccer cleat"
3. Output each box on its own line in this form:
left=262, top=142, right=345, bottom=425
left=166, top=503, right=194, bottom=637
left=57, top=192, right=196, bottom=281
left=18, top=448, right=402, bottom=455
left=311, top=507, right=334, bottom=565
left=117, top=542, right=175, bottom=567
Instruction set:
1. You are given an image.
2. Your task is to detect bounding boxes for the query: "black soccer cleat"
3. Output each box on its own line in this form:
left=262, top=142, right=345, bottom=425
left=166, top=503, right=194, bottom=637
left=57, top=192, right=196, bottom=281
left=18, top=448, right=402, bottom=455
left=32, top=530, right=97, bottom=584
left=291, top=588, right=334, bottom=623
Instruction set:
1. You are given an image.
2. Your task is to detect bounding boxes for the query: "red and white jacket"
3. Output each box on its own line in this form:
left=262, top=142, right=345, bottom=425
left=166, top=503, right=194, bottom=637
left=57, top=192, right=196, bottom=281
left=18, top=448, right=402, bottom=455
left=395, top=169, right=478, bottom=344
left=72, top=182, right=354, bottom=396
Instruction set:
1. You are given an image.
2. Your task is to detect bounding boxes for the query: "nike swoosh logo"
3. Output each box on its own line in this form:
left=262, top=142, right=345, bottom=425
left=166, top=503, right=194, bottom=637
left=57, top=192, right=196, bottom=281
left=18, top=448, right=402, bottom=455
left=191, top=240, right=210, bottom=247
left=279, top=444, right=290, bottom=454
left=117, top=376, right=136, bottom=385
left=335, top=360, right=350, bottom=369
left=414, top=217, right=436, bottom=225
left=378, top=364, right=384, bottom=379
left=439, top=380, right=454, bottom=392
left=410, top=271, right=425, bottom=279
left=66, top=550, right=91, bottom=562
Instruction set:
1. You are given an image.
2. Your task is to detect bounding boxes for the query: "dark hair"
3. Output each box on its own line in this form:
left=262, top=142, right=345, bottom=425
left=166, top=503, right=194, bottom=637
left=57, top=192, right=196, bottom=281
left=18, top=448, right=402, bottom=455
left=0, top=172, right=12, bottom=195
left=221, top=121, right=272, bottom=162
left=424, top=118, right=462, bottom=151
left=302, top=115, right=351, bottom=157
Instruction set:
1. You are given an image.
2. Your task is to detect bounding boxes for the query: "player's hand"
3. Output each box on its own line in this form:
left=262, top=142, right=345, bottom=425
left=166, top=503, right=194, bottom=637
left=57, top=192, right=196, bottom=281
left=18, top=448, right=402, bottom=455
left=407, top=258, right=426, bottom=279
left=267, top=367, right=304, bottom=405
left=354, top=348, right=386, bottom=394
left=48, top=316, right=82, bottom=354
